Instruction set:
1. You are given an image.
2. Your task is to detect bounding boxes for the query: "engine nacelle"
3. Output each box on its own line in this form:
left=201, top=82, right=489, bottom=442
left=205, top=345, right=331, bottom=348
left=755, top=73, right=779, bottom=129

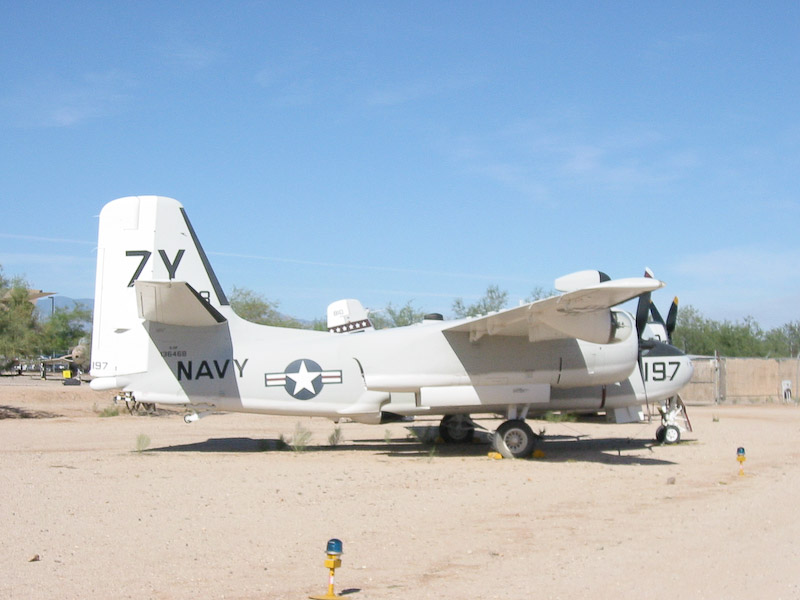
left=609, top=309, right=635, bottom=343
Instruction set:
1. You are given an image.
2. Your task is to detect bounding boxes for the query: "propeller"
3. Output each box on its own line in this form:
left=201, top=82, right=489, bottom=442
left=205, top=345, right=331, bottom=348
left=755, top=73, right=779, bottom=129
left=632, top=269, right=686, bottom=428
left=636, top=268, right=656, bottom=341
left=633, top=269, right=656, bottom=418
left=637, top=268, right=679, bottom=344
left=665, top=297, right=678, bottom=341
left=636, top=290, right=651, bottom=341
left=649, top=297, right=679, bottom=344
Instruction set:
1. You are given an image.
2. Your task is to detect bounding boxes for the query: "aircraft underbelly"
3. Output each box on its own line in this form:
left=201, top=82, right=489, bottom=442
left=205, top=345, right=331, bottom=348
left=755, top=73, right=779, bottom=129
left=420, top=384, right=550, bottom=408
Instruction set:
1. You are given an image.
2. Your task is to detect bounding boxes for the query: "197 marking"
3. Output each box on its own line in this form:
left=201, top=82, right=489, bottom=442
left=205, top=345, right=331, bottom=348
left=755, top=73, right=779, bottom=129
left=644, top=360, right=681, bottom=382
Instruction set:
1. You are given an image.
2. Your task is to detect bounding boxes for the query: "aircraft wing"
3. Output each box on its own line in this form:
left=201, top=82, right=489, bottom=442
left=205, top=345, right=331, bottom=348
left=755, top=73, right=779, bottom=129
left=42, top=355, right=72, bottom=364
left=444, top=277, right=664, bottom=344
left=135, top=281, right=227, bottom=326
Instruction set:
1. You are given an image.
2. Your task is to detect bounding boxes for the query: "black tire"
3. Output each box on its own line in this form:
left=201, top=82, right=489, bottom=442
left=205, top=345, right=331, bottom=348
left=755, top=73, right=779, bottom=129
left=663, top=425, right=681, bottom=444
left=655, top=425, right=666, bottom=443
left=493, top=420, right=536, bottom=458
left=439, top=415, right=475, bottom=444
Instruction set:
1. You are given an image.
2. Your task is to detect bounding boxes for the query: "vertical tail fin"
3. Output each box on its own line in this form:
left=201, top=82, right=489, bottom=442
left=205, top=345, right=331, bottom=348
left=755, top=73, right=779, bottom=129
left=90, top=196, right=228, bottom=388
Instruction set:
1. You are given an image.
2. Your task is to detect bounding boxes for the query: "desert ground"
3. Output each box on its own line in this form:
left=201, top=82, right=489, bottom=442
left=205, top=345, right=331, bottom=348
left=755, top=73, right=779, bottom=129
left=1, top=377, right=799, bottom=600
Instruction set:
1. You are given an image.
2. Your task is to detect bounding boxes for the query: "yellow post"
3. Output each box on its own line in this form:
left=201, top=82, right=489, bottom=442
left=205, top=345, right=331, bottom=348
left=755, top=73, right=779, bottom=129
left=310, top=539, right=343, bottom=600
left=737, top=447, right=746, bottom=476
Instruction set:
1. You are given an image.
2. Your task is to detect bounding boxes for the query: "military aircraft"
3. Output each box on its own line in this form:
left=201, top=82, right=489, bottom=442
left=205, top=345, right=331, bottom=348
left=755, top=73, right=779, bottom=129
left=44, top=339, right=90, bottom=372
left=326, top=290, right=693, bottom=444
left=89, top=196, right=693, bottom=457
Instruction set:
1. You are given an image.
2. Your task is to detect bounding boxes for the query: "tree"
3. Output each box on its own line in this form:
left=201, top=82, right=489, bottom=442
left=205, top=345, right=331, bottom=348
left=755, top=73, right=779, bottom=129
left=763, top=321, right=800, bottom=357
left=671, top=305, right=794, bottom=358
left=370, top=301, right=426, bottom=329
left=0, top=270, right=39, bottom=360
left=307, top=318, right=329, bottom=332
left=452, top=285, right=508, bottom=318
left=39, top=303, right=91, bottom=356
left=526, top=286, right=556, bottom=302
left=229, top=286, right=306, bottom=328
left=715, top=316, right=765, bottom=357
left=671, top=305, right=716, bottom=355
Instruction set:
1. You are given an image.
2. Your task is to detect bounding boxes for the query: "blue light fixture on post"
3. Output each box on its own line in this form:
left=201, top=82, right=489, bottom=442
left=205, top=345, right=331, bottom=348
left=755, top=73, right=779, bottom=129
left=310, top=539, right=343, bottom=599
left=737, top=447, right=746, bottom=476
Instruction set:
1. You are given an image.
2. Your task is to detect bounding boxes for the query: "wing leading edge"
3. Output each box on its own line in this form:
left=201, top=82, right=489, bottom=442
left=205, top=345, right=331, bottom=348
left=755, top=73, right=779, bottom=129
left=444, top=276, right=664, bottom=344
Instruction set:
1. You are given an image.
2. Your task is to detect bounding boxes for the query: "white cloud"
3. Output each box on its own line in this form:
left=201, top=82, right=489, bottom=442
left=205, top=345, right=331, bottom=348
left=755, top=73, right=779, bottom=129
left=0, top=233, right=94, bottom=245
left=448, top=116, right=697, bottom=201
left=674, top=245, right=800, bottom=285
left=158, top=38, right=222, bottom=70
left=473, top=161, right=552, bottom=203
left=671, top=245, right=800, bottom=328
left=365, top=75, right=482, bottom=108
left=365, top=80, right=441, bottom=107
left=0, top=252, right=91, bottom=268
left=209, top=250, right=528, bottom=283
left=1, top=71, right=135, bottom=128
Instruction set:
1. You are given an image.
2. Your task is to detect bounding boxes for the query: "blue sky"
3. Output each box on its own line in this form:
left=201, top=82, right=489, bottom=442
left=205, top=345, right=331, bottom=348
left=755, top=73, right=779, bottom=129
left=1, top=2, right=799, bottom=328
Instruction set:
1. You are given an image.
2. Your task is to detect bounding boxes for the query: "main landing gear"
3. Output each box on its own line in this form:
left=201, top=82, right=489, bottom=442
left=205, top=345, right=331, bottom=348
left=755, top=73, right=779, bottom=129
left=493, top=420, right=537, bottom=459
left=439, top=415, right=476, bottom=444
left=437, top=412, right=539, bottom=459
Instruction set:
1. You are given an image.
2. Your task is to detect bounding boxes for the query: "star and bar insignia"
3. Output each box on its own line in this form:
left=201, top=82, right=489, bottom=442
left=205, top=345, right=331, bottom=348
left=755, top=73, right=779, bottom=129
left=265, top=359, right=343, bottom=400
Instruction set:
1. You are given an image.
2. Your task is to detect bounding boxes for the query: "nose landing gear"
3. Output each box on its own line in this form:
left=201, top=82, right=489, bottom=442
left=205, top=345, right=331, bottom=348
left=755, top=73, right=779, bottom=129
left=655, top=395, right=692, bottom=444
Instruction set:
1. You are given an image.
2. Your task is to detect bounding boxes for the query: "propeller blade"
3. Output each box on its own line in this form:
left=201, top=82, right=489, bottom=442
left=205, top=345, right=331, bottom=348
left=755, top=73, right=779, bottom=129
left=636, top=292, right=650, bottom=340
left=649, top=300, right=665, bottom=327
left=637, top=269, right=655, bottom=413
left=665, top=296, right=679, bottom=341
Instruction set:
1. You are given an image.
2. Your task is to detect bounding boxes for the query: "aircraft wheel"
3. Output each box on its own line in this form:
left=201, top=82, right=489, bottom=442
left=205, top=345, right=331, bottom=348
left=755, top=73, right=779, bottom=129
left=663, top=425, right=681, bottom=444
left=655, top=425, right=666, bottom=443
left=439, top=415, right=475, bottom=444
left=494, top=420, right=536, bottom=459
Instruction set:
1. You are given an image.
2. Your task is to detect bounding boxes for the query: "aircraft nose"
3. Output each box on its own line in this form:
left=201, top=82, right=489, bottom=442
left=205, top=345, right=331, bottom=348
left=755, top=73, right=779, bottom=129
left=681, top=354, right=694, bottom=385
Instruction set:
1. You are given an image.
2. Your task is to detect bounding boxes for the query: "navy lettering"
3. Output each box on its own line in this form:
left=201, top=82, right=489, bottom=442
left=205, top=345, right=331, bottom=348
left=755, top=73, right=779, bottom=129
left=234, top=358, right=248, bottom=377
left=195, top=361, right=213, bottom=379
left=177, top=361, right=192, bottom=381
left=214, top=359, right=230, bottom=378
left=176, top=359, right=248, bottom=381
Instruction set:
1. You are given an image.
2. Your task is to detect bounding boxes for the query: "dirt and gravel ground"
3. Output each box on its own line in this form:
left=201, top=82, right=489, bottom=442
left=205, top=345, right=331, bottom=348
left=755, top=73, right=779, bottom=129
left=1, top=377, right=799, bottom=599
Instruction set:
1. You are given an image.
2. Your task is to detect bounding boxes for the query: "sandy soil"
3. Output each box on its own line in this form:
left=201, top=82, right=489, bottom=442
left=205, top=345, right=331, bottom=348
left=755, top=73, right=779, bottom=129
left=1, top=377, right=799, bottom=600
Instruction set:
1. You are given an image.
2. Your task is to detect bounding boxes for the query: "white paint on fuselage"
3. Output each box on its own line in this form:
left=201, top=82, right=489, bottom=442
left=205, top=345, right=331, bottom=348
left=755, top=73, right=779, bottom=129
left=137, top=306, right=643, bottom=419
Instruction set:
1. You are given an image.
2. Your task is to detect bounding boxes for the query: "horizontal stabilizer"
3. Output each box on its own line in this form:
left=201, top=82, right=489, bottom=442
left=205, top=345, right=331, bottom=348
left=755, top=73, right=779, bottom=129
left=327, top=298, right=374, bottom=333
left=445, top=276, right=664, bottom=344
left=135, top=281, right=227, bottom=326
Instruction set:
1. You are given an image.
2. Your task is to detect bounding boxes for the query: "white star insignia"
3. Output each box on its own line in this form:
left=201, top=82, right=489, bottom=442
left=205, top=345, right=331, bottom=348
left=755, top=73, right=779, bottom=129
left=286, top=360, right=321, bottom=395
